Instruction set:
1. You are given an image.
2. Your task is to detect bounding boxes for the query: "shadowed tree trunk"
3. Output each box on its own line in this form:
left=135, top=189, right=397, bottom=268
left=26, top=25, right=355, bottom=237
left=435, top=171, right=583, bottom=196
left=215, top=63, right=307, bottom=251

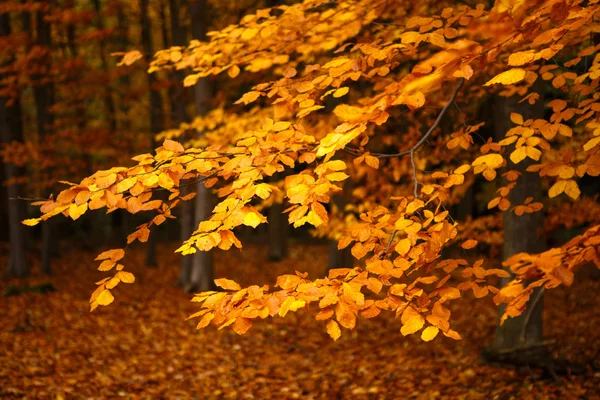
left=327, top=179, right=354, bottom=273
left=34, top=5, right=55, bottom=275
left=168, top=0, right=195, bottom=286
left=268, top=202, right=288, bottom=261
left=484, top=90, right=549, bottom=365
left=1, top=13, right=28, bottom=278
left=186, top=0, right=215, bottom=292
left=140, top=0, right=164, bottom=268
left=93, top=0, right=118, bottom=134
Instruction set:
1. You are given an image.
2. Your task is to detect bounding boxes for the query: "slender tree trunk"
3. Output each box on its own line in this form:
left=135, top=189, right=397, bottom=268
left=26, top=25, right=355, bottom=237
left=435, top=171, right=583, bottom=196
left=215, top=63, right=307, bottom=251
left=1, top=13, right=28, bottom=278
left=93, top=0, right=118, bottom=134
left=268, top=202, right=288, bottom=261
left=187, top=0, right=215, bottom=292
left=327, top=179, right=354, bottom=273
left=484, top=91, right=549, bottom=364
left=140, top=0, right=164, bottom=268
left=169, top=0, right=195, bottom=285
left=34, top=6, right=55, bottom=275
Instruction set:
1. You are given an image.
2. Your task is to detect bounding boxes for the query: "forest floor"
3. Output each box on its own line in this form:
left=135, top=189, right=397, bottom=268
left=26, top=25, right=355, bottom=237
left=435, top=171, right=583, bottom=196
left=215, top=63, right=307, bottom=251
left=1, top=242, right=599, bottom=399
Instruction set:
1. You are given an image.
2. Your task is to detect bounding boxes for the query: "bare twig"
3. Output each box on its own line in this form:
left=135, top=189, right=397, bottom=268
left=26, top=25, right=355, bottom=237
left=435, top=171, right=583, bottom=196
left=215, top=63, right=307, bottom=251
left=373, top=78, right=465, bottom=258
left=379, top=229, right=397, bottom=260
left=374, top=78, right=465, bottom=199
left=520, top=287, right=546, bottom=345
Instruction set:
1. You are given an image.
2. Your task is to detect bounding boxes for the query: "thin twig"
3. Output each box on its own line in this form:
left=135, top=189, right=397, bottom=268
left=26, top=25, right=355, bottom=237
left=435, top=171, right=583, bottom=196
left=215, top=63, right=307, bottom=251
left=520, top=287, right=546, bottom=345
left=376, top=78, right=465, bottom=159
left=379, top=229, right=397, bottom=260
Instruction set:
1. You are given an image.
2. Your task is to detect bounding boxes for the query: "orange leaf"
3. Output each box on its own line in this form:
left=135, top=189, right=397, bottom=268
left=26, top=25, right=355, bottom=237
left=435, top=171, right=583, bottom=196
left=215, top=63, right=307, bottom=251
left=214, top=278, right=241, bottom=291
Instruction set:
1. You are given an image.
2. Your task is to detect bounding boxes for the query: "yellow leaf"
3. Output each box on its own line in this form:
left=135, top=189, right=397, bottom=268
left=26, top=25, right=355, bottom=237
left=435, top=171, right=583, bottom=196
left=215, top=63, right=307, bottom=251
left=365, top=155, right=379, bottom=169
left=510, top=147, right=527, bottom=164
left=95, top=248, right=125, bottom=261
left=196, top=313, right=214, bottom=329
left=241, top=28, right=258, bottom=40
left=96, top=290, right=114, bottom=306
left=272, top=121, right=291, bottom=131
left=228, top=65, right=240, bottom=78
left=564, top=180, right=580, bottom=199
left=484, top=68, right=526, bottom=86
left=239, top=91, right=261, bottom=105
left=508, top=51, right=535, bottom=66
left=333, top=87, right=349, bottom=98
left=22, top=218, right=41, bottom=226
left=98, top=260, right=116, bottom=271
left=233, top=317, right=252, bottom=335
left=461, top=239, right=478, bottom=249
left=510, top=113, right=523, bottom=125
left=421, top=326, right=439, bottom=342
left=327, top=320, right=341, bottom=341
left=116, top=271, right=135, bottom=283
left=548, top=180, right=566, bottom=198
left=243, top=211, right=262, bottom=228
left=170, top=50, right=182, bottom=63
left=473, top=153, right=504, bottom=168
left=401, top=314, right=425, bottom=336
left=214, top=278, right=241, bottom=291
left=326, top=172, right=349, bottom=181
left=395, top=238, right=411, bottom=256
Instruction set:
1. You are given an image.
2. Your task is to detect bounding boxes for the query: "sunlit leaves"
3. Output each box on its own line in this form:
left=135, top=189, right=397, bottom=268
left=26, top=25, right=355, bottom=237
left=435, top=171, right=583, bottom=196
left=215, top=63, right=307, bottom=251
left=483, top=68, right=526, bottom=86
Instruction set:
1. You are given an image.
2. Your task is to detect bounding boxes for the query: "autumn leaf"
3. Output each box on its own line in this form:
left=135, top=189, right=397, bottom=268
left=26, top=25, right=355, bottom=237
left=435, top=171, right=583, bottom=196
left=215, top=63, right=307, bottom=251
left=327, top=320, right=341, bottom=341
left=214, top=278, right=241, bottom=291
left=421, top=326, right=439, bottom=342
left=96, top=290, right=114, bottom=306
left=484, top=68, right=526, bottom=86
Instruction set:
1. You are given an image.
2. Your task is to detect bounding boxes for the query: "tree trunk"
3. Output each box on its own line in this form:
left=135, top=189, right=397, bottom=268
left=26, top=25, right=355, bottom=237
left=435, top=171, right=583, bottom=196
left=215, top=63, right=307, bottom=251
left=327, top=179, right=354, bottom=273
left=93, top=0, right=118, bottom=134
left=140, top=0, right=164, bottom=268
left=187, top=0, right=215, bottom=292
left=484, top=91, right=549, bottom=365
left=1, top=13, right=28, bottom=278
left=169, top=0, right=195, bottom=286
left=34, top=6, right=55, bottom=275
left=268, top=202, right=288, bottom=261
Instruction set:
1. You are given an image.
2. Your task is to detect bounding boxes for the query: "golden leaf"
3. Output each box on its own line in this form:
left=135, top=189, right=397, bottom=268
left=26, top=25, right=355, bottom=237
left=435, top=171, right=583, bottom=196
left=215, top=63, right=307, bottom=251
left=326, top=320, right=341, bottom=341
left=116, top=271, right=135, bottom=283
left=214, top=278, right=241, bottom=291
left=243, top=211, right=262, bottom=228
left=421, top=326, right=439, bottom=342
left=401, top=314, right=425, bottom=336
left=233, top=317, right=252, bottom=335
left=96, top=290, right=114, bottom=306
left=484, top=68, right=526, bottom=86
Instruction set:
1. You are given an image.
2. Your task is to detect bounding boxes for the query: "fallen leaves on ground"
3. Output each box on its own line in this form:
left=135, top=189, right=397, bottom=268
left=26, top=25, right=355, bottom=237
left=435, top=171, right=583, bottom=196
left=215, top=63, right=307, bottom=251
left=1, top=243, right=599, bottom=399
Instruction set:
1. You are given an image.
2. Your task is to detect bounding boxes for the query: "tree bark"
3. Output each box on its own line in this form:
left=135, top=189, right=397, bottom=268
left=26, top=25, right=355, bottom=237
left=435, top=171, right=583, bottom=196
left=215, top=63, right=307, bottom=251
left=140, top=0, right=164, bottom=268
left=327, top=179, right=354, bottom=273
left=1, top=13, right=28, bottom=278
left=187, top=0, right=216, bottom=292
left=268, top=202, right=288, bottom=261
left=34, top=5, right=55, bottom=275
left=484, top=90, right=548, bottom=364
left=169, top=0, right=195, bottom=286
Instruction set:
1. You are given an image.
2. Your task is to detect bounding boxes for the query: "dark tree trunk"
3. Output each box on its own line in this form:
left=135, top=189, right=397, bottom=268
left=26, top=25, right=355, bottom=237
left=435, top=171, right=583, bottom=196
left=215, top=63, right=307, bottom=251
left=169, top=0, right=195, bottom=286
left=93, top=0, right=118, bottom=134
left=140, top=0, right=165, bottom=268
left=186, top=0, right=216, bottom=292
left=268, top=202, right=288, bottom=261
left=484, top=90, right=549, bottom=365
left=34, top=6, right=55, bottom=275
left=1, top=13, right=29, bottom=278
left=327, top=179, right=354, bottom=273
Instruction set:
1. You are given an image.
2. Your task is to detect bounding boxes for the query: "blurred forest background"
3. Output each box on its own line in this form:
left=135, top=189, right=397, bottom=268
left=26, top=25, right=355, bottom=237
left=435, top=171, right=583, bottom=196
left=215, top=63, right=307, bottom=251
left=1, top=0, right=600, bottom=398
